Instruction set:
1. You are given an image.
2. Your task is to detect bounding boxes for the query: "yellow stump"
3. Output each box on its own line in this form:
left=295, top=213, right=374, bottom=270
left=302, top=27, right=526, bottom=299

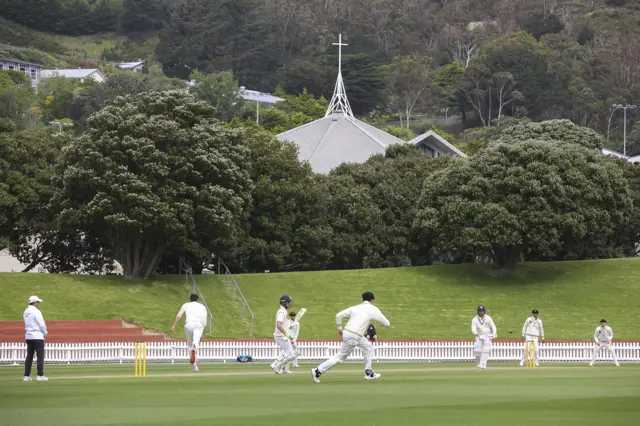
left=134, top=342, right=147, bottom=376
left=526, top=341, right=536, bottom=368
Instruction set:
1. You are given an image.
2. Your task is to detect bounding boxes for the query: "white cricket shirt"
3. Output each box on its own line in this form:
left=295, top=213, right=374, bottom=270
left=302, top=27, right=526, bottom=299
left=177, top=302, right=208, bottom=327
left=24, top=305, right=47, bottom=340
left=471, top=314, right=497, bottom=338
left=594, top=325, right=614, bottom=344
left=288, top=321, right=300, bottom=341
left=273, top=306, right=289, bottom=338
left=336, top=301, right=390, bottom=336
left=522, top=316, right=544, bottom=338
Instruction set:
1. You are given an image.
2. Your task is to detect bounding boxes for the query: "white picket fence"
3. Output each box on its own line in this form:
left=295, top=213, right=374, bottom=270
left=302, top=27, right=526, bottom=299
left=1, top=340, right=639, bottom=364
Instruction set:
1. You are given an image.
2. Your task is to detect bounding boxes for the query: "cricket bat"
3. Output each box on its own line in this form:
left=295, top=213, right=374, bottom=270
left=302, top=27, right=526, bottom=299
left=296, top=308, right=307, bottom=322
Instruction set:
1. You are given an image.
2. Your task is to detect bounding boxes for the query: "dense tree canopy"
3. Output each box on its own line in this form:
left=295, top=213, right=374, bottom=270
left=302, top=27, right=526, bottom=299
left=53, top=90, right=254, bottom=278
left=415, top=140, right=633, bottom=269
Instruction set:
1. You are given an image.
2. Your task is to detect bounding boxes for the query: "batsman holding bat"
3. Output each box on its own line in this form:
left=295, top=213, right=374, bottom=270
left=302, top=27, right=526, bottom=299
left=471, top=305, right=497, bottom=369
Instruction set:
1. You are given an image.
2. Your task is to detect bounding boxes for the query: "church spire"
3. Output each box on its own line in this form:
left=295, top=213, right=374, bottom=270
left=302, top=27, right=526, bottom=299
left=325, top=34, right=354, bottom=117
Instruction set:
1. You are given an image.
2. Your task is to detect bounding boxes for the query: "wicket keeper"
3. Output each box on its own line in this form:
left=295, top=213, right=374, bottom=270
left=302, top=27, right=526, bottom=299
left=520, top=309, right=544, bottom=367
left=590, top=318, right=620, bottom=367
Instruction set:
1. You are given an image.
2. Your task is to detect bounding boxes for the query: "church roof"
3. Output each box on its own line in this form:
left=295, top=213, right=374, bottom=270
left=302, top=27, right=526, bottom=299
left=276, top=113, right=406, bottom=173
left=276, top=34, right=406, bottom=173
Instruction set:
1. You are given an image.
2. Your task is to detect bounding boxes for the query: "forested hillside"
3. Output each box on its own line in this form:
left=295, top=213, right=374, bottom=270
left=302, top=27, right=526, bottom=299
left=2, top=0, right=640, bottom=151
left=2, top=1, right=640, bottom=278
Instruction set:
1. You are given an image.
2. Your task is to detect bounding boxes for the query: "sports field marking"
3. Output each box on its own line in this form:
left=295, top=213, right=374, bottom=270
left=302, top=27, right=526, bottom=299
left=4, top=364, right=616, bottom=381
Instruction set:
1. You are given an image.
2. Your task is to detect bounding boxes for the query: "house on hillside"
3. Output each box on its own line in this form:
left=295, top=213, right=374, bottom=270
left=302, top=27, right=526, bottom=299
left=0, top=58, right=43, bottom=88
left=115, top=61, right=144, bottom=72
left=41, top=68, right=106, bottom=83
left=409, top=130, right=466, bottom=158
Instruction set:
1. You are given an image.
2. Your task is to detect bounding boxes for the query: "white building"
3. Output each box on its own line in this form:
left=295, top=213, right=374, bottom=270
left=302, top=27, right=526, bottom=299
left=276, top=35, right=465, bottom=174
left=41, top=69, right=106, bottom=83
left=0, top=58, right=43, bottom=88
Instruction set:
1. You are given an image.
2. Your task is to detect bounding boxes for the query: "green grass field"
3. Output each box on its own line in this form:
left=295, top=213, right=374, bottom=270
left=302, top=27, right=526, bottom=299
left=1, top=363, right=638, bottom=426
left=1, top=258, right=640, bottom=339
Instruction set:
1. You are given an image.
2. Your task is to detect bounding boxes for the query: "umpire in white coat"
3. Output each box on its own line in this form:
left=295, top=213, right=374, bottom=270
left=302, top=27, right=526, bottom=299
left=23, top=295, right=48, bottom=381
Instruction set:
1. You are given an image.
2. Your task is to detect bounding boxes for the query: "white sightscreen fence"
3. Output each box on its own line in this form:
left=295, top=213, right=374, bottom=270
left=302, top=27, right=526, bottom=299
left=1, top=340, right=639, bottom=364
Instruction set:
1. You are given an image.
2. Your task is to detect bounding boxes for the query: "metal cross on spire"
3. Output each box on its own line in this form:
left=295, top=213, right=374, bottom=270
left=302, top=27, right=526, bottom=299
left=325, top=34, right=354, bottom=117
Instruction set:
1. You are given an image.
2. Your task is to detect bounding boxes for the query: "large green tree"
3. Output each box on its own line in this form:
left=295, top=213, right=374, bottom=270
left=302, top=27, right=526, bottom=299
left=331, top=145, right=453, bottom=268
left=0, top=70, right=37, bottom=128
left=222, top=124, right=332, bottom=272
left=497, top=119, right=605, bottom=150
left=54, top=91, right=254, bottom=278
left=70, top=73, right=184, bottom=131
left=189, top=71, right=245, bottom=121
left=415, top=140, right=632, bottom=269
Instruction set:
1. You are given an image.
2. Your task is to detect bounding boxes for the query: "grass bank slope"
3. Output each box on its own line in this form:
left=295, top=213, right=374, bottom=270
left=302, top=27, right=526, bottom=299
left=1, top=259, right=638, bottom=340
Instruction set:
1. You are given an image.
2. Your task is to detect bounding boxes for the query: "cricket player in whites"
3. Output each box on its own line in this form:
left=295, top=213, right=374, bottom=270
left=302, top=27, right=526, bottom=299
left=288, top=311, right=301, bottom=368
left=590, top=318, right=620, bottom=367
left=520, top=309, right=544, bottom=367
left=471, top=305, right=497, bottom=369
left=171, top=294, right=208, bottom=372
left=270, top=295, right=297, bottom=374
left=311, top=291, right=390, bottom=383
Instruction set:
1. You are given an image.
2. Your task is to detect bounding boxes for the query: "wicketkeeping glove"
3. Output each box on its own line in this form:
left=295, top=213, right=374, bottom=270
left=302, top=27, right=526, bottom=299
left=365, top=324, right=377, bottom=342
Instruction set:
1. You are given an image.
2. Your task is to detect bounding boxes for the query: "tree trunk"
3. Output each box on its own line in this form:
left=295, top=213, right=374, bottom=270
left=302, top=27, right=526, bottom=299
left=491, top=244, right=522, bottom=270
left=21, top=255, right=47, bottom=273
left=118, top=234, right=166, bottom=279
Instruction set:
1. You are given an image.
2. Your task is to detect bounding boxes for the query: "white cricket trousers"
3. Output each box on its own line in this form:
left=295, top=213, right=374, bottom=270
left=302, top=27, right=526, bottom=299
left=591, top=343, right=619, bottom=365
left=474, top=337, right=492, bottom=367
left=272, top=337, right=295, bottom=370
left=318, top=330, right=374, bottom=373
left=185, top=323, right=205, bottom=350
left=520, top=337, right=540, bottom=364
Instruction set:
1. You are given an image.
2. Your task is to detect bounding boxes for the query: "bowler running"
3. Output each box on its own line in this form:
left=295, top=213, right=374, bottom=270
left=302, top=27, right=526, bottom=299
left=171, top=294, right=208, bottom=372
left=311, top=291, right=390, bottom=383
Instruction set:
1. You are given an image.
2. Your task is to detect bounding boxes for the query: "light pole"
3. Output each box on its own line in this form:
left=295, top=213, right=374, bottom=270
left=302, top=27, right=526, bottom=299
left=612, top=104, right=637, bottom=156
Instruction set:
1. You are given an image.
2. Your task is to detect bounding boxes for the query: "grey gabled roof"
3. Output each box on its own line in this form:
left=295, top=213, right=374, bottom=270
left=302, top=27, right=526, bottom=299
left=408, top=130, right=467, bottom=157
left=276, top=113, right=406, bottom=173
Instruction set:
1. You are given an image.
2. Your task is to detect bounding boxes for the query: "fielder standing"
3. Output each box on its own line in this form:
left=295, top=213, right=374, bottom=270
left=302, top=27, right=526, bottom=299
left=520, top=309, right=544, bottom=367
left=311, top=292, right=390, bottom=383
left=590, top=319, right=620, bottom=367
left=471, top=305, right=497, bottom=369
left=270, top=295, right=297, bottom=374
left=23, top=296, right=48, bottom=381
left=171, top=294, right=208, bottom=372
